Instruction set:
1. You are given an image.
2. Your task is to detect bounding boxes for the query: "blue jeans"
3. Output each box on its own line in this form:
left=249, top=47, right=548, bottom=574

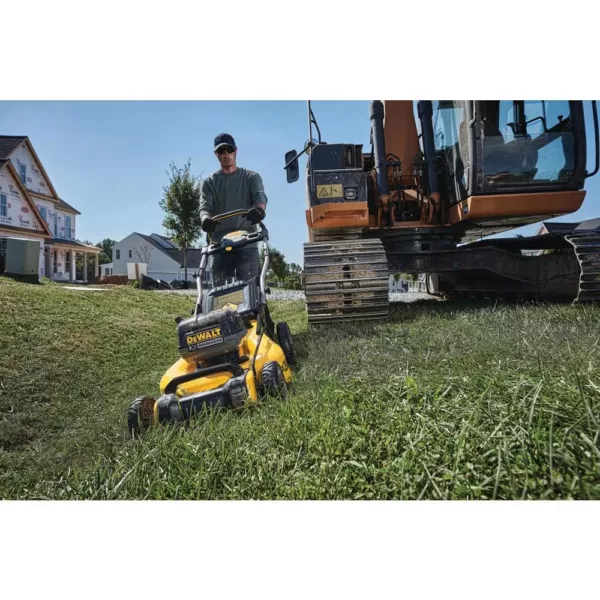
left=208, top=243, right=260, bottom=287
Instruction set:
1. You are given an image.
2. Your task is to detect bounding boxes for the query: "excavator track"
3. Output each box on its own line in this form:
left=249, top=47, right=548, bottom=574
left=565, top=232, right=600, bottom=304
left=303, top=239, right=389, bottom=324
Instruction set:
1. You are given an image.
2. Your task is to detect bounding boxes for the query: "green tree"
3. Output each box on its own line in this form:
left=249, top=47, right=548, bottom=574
left=269, top=248, right=289, bottom=283
left=75, top=239, right=96, bottom=281
left=259, top=246, right=303, bottom=289
left=285, top=262, right=302, bottom=289
left=159, top=159, right=203, bottom=282
left=96, top=238, right=116, bottom=264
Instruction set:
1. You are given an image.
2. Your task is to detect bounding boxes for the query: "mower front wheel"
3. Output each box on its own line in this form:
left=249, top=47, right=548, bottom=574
left=128, top=396, right=156, bottom=433
left=261, top=361, right=288, bottom=400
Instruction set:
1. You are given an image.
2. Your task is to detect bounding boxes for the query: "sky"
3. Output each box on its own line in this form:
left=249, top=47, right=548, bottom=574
left=1, top=100, right=599, bottom=266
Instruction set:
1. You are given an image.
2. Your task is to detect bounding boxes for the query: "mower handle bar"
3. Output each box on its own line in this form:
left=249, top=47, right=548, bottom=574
left=194, top=209, right=270, bottom=313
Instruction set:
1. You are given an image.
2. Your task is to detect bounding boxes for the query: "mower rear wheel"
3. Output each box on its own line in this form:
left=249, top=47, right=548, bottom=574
left=276, top=321, right=296, bottom=365
left=128, top=396, right=156, bottom=433
left=261, top=361, right=288, bottom=399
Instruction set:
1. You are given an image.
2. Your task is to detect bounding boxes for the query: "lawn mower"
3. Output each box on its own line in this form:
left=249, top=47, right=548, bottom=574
left=127, top=209, right=296, bottom=433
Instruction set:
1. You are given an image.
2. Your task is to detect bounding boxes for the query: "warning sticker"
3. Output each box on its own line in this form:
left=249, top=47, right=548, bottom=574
left=316, top=184, right=343, bottom=198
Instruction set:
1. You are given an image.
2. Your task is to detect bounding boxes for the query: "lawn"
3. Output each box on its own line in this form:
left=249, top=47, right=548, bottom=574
left=1, top=277, right=599, bottom=499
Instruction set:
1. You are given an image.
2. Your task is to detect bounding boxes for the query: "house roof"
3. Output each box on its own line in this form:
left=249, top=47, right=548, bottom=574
left=0, top=136, right=27, bottom=159
left=30, top=191, right=81, bottom=215
left=0, top=159, right=53, bottom=238
left=540, top=222, right=579, bottom=233
left=0, top=136, right=65, bottom=205
left=575, top=218, right=600, bottom=231
left=56, top=197, right=81, bottom=215
left=135, top=232, right=204, bottom=268
left=45, top=238, right=100, bottom=251
left=538, top=218, right=600, bottom=235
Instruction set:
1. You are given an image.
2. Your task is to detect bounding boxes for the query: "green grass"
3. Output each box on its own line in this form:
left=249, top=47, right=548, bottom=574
left=1, top=276, right=599, bottom=499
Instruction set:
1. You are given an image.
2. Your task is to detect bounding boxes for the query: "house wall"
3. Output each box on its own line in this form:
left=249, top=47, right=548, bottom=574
left=112, top=233, right=180, bottom=280
left=100, top=263, right=113, bottom=276
left=32, top=196, right=77, bottom=241
left=9, top=141, right=55, bottom=197
left=48, top=247, right=75, bottom=281
left=0, top=165, right=44, bottom=233
left=179, top=266, right=201, bottom=281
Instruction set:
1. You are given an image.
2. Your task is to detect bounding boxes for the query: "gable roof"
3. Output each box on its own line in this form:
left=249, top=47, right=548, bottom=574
left=0, top=135, right=61, bottom=200
left=56, top=197, right=81, bottom=215
left=0, top=159, right=53, bottom=238
left=134, top=232, right=203, bottom=268
left=0, top=136, right=27, bottom=159
left=542, top=222, right=579, bottom=233
left=575, top=218, right=600, bottom=231
left=537, top=218, right=600, bottom=235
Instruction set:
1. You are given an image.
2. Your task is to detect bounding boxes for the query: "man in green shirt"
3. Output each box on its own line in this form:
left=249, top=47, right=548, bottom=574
left=200, top=133, right=268, bottom=287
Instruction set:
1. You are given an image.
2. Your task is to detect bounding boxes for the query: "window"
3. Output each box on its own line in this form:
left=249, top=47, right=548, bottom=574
left=116, top=249, right=120, bottom=260
left=65, top=216, right=72, bottom=239
left=65, top=251, right=71, bottom=275
left=38, top=205, right=47, bottom=222
left=53, top=213, right=58, bottom=237
left=53, top=250, right=58, bottom=273
left=432, top=101, right=468, bottom=201
left=483, top=100, right=575, bottom=185
left=433, top=101, right=465, bottom=151
left=0, top=194, right=6, bottom=218
left=19, top=164, right=26, bottom=185
left=129, top=249, right=132, bottom=258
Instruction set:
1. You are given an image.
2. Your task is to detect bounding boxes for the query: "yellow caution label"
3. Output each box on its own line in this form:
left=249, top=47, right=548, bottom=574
left=316, top=184, right=343, bottom=198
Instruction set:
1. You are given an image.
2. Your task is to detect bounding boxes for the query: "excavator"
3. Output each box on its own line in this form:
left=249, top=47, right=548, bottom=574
left=283, top=100, right=600, bottom=323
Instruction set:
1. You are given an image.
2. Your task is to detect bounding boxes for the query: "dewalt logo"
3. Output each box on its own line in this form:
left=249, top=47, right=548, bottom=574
left=186, top=327, right=221, bottom=346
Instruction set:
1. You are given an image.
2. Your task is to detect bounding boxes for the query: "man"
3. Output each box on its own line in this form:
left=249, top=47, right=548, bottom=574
left=200, top=133, right=268, bottom=287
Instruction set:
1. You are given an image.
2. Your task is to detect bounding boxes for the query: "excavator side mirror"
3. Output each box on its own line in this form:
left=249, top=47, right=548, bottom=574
left=284, top=150, right=299, bottom=183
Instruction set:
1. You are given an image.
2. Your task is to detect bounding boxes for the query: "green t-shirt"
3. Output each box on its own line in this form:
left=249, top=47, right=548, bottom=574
left=200, top=167, right=268, bottom=242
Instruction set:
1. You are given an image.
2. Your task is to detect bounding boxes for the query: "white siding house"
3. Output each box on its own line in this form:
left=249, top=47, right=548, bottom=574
left=100, top=262, right=113, bottom=276
left=0, top=136, right=100, bottom=282
left=111, top=233, right=202, bottom=282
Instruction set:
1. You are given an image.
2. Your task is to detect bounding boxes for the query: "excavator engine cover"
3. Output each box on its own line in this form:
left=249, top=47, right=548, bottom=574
left=308, top=144, right=368, bottom=206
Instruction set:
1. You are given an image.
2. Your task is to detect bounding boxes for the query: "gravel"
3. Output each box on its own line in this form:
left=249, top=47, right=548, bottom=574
left=154, top=288, right=440, bottom=303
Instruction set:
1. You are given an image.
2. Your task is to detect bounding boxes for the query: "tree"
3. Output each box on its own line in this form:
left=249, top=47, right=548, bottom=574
left=75, top=239, right=96, bottom=280
left=269, top=247, right=289, bottom=284
left=259, top=246, right=303, bottom=289
left=159, top=159, right=203, bottom=281
left=96, top=238, right=116, bottom=265
left=288, top=262, right=302, bottom=275
left=285, top=262, right=302, bottom=290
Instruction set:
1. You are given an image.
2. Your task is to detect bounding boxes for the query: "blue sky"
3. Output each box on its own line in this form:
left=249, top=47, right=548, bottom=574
left=1, top=100, right=599, bottom=266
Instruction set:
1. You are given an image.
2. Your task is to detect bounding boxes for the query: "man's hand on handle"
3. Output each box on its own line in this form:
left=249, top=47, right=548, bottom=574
left=201, top=216, right=217, bottom=233
left=247, top=207, right=266, bottom=224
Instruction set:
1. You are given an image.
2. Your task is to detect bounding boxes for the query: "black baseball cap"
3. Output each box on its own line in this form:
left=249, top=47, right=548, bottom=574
left=214, top=133, right=237, bottom=151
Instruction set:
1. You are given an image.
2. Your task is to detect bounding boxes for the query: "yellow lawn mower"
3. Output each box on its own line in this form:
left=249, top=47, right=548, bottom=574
left=127, top=209, right=296, bottom=433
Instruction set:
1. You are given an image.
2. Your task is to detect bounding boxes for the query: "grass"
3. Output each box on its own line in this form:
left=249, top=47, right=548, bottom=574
left=1, top=276, right=599, bottom=499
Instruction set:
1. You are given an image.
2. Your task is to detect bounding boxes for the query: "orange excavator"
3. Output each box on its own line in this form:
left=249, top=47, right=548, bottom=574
left=284, top=100, right=600, bottom=323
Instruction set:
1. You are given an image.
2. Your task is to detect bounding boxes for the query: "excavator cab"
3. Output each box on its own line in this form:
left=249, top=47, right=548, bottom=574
left=433, top=100, right=589, bottom=206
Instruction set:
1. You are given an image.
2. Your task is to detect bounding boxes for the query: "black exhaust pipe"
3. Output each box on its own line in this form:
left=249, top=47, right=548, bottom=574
left=417, top=101, right=439, bottom=196
left=370, top=101, right=389, bottom=197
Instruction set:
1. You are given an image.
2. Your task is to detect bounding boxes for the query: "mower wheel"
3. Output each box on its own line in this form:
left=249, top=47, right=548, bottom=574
left=128, top=396, right=156, bottom=433
left=276, top=321, right=296, bottom=365
left=261, top=361, right=288, bottom=399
